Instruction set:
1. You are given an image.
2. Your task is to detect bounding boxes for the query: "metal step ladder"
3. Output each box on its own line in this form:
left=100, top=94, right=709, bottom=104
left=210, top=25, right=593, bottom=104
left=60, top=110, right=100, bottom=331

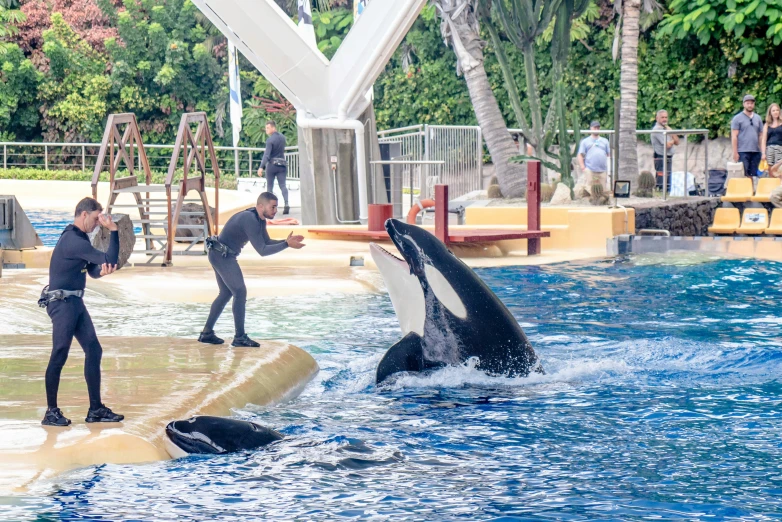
left=107, top=183, right=210, bottom=264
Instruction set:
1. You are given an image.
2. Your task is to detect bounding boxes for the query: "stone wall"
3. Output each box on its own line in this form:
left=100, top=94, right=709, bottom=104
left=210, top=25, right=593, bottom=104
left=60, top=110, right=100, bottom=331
left=628, top=197, right=721, bottom=236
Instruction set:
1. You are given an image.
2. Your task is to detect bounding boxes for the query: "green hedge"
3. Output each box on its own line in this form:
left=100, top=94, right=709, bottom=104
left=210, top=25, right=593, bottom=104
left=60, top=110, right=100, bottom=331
left=0, top=168, right=237, bottom=189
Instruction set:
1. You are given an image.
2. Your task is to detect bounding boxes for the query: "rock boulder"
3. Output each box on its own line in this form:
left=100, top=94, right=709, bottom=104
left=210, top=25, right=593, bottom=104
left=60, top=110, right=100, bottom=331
left=170, top=202, right=215, bottom=243
left=90, top=214, right=135, bottom=269
left=549, top=183, right=573, bottom=205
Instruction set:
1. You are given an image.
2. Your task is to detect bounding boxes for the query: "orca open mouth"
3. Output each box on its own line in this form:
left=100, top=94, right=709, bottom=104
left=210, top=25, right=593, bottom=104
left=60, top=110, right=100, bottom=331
left=369, top=242, right=405, bottom=264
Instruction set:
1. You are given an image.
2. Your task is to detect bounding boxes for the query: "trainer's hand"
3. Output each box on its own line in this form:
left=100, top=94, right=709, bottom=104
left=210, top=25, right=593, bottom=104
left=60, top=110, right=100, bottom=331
left=99, top=263, right=117, bottom=277
left=257, top=167, right=264, bottom=177
left=733, top=151, right=740, bottom=162
left=98, top=214, right=119, bottom=232
left=286, top=232, right=306, bottom=249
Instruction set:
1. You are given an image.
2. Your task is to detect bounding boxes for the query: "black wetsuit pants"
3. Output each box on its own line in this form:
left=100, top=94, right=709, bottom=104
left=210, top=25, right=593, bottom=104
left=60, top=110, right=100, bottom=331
left=204, top=249, right=247, bottom=336
left=45, top=298, right=103, bottom=410
left=266, top=164, right=288, bottom=206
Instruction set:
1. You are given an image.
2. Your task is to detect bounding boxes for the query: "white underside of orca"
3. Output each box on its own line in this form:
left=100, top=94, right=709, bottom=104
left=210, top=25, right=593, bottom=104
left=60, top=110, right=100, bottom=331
left=370, top=243, right=467, bottom=335
left=164, top=437, right=190, bottom=459
left=370, top=243, right=425, bottom=336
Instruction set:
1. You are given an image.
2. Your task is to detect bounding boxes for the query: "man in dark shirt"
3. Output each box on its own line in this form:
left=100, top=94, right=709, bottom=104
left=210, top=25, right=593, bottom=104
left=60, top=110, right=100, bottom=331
left=42, top=197, right=123, bottom=427
left=257, top=120, right=290, bottom=214
left=199, top=192, right=305, bottom=347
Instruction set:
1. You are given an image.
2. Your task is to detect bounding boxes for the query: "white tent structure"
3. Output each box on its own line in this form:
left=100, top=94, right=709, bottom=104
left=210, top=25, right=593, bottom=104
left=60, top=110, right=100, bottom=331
left=190, top=0, right=428, bottom=223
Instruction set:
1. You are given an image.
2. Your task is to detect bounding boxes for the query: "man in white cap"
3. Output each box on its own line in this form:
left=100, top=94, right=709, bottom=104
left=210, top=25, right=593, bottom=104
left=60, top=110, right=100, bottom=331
left=731, top=94, right=763, bottom=179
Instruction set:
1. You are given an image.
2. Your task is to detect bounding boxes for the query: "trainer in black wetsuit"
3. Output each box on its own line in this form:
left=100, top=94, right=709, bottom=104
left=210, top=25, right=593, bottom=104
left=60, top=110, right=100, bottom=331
left=257, top=120, right=290, bottom=214
left=199, top=192, right=305, bottom=347
left=41, top=197, right=124, bottom=427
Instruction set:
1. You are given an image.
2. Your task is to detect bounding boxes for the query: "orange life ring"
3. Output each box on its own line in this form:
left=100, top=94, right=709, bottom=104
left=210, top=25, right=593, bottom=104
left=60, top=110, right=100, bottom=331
left=406, top=199, right=435, bottom=224
left=268, top=218, right=300, bottom=225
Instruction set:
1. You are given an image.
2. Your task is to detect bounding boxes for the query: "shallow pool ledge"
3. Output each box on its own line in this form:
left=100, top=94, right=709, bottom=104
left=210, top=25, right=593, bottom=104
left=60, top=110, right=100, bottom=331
left=0, top=335, right=319, bottom=494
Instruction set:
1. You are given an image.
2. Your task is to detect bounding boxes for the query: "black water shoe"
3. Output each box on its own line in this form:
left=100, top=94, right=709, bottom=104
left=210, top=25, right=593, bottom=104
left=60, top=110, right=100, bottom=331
left=42, top=408, right=71, bottom=427
left=198, top=330, right=224, bottom=345
left=283, top=205, right=290, bottom=215
left=86, top=404, right=124, bottom=423
left=232, top=334, right=260, bottom=348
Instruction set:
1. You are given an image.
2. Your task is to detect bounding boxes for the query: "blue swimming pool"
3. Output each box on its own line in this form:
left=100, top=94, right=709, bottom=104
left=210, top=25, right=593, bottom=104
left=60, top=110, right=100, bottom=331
left=26, top=211, right=142, bottom=247
left=9, top=254, right=782, bottom=520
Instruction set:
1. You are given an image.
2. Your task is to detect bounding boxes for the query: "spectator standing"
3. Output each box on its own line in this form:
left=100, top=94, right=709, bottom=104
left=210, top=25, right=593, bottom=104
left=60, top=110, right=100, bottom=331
left=650, top=110, right=680, bottom=190
left=761, top=103, right=782, bottom=169
left=576, top=121, right=611, bottom=196
left=731, top=95, right=763, bottom=179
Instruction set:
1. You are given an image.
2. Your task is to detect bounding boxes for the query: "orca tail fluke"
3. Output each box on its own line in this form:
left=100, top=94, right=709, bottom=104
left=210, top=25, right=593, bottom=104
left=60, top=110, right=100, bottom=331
left=376, top=332, right=425, bottom=384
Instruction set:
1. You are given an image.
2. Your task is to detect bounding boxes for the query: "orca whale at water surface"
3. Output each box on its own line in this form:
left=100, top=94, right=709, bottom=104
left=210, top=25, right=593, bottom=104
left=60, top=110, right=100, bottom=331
left=164, top=416, right=284, bottom=458
left=370, top=219, right=542, bottom=384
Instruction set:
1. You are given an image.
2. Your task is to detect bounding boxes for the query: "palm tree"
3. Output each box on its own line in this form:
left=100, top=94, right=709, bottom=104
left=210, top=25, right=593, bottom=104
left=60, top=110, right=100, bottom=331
left=434, top=0, right=526, bottom=198
left=615, top=0, right=662, bottom=186
left=617, top=0, right=640, bottom=184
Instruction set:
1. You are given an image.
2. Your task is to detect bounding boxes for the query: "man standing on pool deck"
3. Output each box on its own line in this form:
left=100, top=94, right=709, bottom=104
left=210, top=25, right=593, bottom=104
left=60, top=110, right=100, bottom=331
left=257, top=120, right=290, bottom=215
left=199, top=192, right=305, bottom=347
left=41, top=197, right=124, bottom=427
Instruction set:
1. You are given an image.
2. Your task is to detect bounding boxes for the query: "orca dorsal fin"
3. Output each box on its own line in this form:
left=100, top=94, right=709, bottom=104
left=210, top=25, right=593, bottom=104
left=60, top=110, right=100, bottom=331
left=376, top=332, right=425, bottom=384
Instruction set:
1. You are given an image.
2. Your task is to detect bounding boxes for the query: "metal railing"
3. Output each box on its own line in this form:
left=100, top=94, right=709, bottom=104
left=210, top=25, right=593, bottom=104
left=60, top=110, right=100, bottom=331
left=0, top=142, right=300, bottom=180
left=376, top=124, right=484, bottom=200
left=508, top=128, right=711, bottom=200
left=1, top=124, right=484, bottom=199
left=426, top=125, right=483, bottom=200
left=377, top=125, right=426, bottom=195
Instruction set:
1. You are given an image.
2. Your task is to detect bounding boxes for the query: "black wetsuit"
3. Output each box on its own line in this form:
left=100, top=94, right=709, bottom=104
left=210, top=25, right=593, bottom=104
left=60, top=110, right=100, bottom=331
left=204, top=208, right=288, bottom=336
left=261, top=131, right=288, bottom=205
left=45, top=225, right=119, bottom=410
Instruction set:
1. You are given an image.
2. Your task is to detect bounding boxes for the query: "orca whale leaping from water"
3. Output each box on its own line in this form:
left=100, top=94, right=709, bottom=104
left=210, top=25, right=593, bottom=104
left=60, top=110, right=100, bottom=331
left=164, top=416, right=283, bottom=458
left=370, top=219, right=542, bottom=384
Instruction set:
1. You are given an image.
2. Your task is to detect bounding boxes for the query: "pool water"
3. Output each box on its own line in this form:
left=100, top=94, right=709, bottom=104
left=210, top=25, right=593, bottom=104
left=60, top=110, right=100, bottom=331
left=26, top=211, right=142, bottom=247
left=7, top=254, right=782, bottom=520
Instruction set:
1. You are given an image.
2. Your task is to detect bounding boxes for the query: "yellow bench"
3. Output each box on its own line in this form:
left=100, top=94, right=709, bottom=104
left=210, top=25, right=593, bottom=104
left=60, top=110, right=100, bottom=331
left=750, top=177, right=782, bottom=202
left=765, top=209, right=782, bottom=235
left=708, top=208, right=740, bottom=235
left=721, top=177, right=753, bottom=203
left=736, top=208, right=768, bottom=235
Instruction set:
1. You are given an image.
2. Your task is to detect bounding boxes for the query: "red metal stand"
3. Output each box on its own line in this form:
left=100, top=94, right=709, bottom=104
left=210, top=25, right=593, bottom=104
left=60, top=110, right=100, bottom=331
left=435, top=185, right=449, bottom=243
left=527, top=161, right=542, bottom=255
left=368, top=204, right=393, bottom=232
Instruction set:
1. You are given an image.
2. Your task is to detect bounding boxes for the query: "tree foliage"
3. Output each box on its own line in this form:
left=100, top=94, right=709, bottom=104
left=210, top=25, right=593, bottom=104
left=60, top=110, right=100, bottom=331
left=659, top=0, right=782, bottom=64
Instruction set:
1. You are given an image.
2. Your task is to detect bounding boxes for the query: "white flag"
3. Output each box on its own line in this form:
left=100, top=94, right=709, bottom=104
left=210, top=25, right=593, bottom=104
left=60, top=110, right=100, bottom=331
left=228, top=41, right=242, bottom=148
left=297, top=0, right=317, bottom=50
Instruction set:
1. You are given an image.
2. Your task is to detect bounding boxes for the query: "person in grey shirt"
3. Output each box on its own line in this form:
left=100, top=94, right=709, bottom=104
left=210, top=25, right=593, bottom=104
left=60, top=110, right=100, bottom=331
left=576, top=121, right=611, bottom=196
left=731, top=94, right=763, bottom=178
left=651, top=110, right=680, bottom=190
left=257, top=120, right=290, bottom=214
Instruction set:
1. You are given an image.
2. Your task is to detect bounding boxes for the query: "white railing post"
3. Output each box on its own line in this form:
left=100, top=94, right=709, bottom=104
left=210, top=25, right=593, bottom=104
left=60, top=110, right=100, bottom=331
left=44, top=145, right=48, bottom=171
left=82, top=145, right=86, bottom=171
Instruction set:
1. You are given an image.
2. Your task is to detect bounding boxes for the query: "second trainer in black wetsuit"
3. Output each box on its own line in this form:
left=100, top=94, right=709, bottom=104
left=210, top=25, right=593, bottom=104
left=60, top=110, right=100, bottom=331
left=41, top=197, right=125, bottom=427
left=199, top=191, right=305, bottom=348
left=257, top=120, right=290, bottom=214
